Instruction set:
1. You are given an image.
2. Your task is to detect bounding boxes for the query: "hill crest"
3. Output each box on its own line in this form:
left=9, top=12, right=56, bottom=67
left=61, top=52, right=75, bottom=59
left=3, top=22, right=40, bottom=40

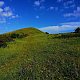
left=6, top=27, right=44, bottom=35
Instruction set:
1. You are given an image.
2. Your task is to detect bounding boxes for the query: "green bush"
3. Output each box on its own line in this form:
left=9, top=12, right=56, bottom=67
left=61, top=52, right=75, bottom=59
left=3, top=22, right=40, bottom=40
left=0, top=35, right=14, bottom=42
left=56, top=33, right=80, bottom=39
left=45, top=32, right=49, bottom=34
left=0, top=40, right=7, bottom=48
left=0, top=33, right=28, bottom=48
left=10, top=33, right=19, bottom=38
left=10, top=33, right=28, bottom=39
left=0, top=34, right=14, bottom=48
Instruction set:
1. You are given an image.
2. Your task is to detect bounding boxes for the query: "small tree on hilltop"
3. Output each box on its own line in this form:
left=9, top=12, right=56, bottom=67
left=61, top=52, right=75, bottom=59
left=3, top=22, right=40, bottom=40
left=75, top=27, right=80, bottom=33
left=45, top=32, right=49, bottom=34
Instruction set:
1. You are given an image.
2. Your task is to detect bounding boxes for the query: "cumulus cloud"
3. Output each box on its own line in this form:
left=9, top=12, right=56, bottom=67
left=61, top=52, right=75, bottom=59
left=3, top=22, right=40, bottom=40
left=63, top=0, right=75, bottom=9
left=0, top=8, right=3, bottom=12
left=39, top=22, right=80, bottom=34
left=77, top=7, right=80, bottom=11
left=50, top=7, right=54, bottom=10
left=34, top=1, right=40, bottom=6
left=0, top=1, right=4, bottom=7
left=0, top=1, right=18, bottom=23
left=4, top=7, right=11, bottom=11
left=34, top=0, right=45, bottom=7
left=36, top=15, right=40, bottom=19
left=48, top=6, right=58, bottom=11
left=64, top=7, right=80, bottom=17
left=11, top=15, right=19, bottom=19
left=2, top=11, right=13, bottom=17
left=61, top=22, right=80, bottom=26
left=66, top=0, right=74, bottom=4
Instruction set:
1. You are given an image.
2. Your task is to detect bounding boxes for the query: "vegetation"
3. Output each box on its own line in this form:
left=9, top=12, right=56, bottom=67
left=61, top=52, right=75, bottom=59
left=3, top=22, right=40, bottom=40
left=45, top=32, right=49, bottom=34
left=10, top=33, right=27, bottom=38
left=75, top=27, right=80, bottom=33
left=57, top=33, right=80, bottom=38
left=0, top=27, right=80, bottom=80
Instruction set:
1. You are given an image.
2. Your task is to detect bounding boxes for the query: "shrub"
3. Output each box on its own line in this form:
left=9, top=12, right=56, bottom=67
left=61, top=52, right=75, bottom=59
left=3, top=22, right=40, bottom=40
left=0, top=40, right=7, bottom=48
left=18, top=33, right=28, bottom=38
left=45, top=32, right=49, bottom=34
left=0, top=35, right=14, bottom=42
left=10, top=33, right=19, bottom=38
left=56, top=33, right=80, bottom=39
left=0, top=33, right=28, bottom=48
left=0, top=34, right=14, bottom=48
left=10, top=33, right=28, bottom=39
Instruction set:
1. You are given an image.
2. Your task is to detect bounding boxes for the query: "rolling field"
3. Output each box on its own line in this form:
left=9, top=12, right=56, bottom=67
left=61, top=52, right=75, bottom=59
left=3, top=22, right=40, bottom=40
left=0, top=28, right=80, bottom=80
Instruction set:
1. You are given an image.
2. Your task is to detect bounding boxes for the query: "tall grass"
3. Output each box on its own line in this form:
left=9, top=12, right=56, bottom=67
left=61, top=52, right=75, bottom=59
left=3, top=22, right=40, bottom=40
left=0, top=28, right=80, bottom=80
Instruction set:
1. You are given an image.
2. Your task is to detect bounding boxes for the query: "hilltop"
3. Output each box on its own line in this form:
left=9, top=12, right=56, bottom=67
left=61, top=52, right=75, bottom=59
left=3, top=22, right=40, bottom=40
left=0, top=28, right=44, bottom=48
left=0, top=27, right=80, bottom=80
left=7, top=27, right=44, bottom=35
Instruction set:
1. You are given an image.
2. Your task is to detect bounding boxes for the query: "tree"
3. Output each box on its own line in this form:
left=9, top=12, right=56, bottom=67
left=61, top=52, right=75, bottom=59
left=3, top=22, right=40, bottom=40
left=75, top=27, right=80, bottom=33
left=45, top=32, right=49, bottom=34
left=10, top=33, right=19, bottom=38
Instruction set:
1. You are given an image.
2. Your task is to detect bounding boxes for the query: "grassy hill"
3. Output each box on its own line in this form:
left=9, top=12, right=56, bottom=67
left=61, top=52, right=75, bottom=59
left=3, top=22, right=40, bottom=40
left=0, top=27, right=80, bottom=80
left=6, top=27, right=44, bottom=36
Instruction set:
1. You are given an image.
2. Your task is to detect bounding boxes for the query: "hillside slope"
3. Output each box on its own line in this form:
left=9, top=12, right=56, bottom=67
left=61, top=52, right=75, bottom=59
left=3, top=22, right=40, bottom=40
left=6, top=27, right=44, bottom=36
left=0, top=28, right=80, bottom=80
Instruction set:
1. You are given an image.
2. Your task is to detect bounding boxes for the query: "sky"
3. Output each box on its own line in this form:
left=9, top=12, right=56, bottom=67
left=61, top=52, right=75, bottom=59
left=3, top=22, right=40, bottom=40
left=0, top=0, right=80, bottom=34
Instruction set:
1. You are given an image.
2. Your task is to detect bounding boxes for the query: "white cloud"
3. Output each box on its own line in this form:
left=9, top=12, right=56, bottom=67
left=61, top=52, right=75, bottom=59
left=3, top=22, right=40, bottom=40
left=0, top=1, right=4, bottom=7
left=64, top=0, right=74, bottom=6
left=50, top=7, right=54, bottom=10
left=2, top=11, right=13, bottom=17
left=34, top=1, right=40, bottom=6
left=11, top=14, right=19, bottom=18
left=4, top=7, right=11, bottom=11
left=0, top=18, right=6, bottom=23
left=66, top=1, right=74, bottom=4
left=0, top=8, right=3, bottom=12
left=61, top=22, right=80, bottom=27
left=63, top=0, right=76, bottom=9
left=77, top=7, right=80, bottom=12
left=0, top=1, right=19, bottom=23
left=49, top=6, right=58, bottom=11
left=0, top=7, right=13, bottom=17
left=34, top=0, right=45, bottom=7
left=39, top=22, right=80, bottom=34
left=36, top=15, right=39, bottom=19
left=64, top=6, right=80, bottom=17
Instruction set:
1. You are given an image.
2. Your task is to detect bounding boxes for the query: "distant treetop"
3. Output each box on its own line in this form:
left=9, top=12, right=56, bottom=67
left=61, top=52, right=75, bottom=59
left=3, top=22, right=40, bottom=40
left=75, top=27, right=80, bottom=33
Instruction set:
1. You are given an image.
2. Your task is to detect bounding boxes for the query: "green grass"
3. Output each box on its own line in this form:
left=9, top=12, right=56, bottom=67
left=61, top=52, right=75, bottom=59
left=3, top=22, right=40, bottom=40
left=0, top=28, right=80, bottom=80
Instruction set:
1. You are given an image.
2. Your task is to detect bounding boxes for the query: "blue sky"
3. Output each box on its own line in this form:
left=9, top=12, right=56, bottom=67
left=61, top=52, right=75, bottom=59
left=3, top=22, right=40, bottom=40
left=0, top=0, right=80, bottom=34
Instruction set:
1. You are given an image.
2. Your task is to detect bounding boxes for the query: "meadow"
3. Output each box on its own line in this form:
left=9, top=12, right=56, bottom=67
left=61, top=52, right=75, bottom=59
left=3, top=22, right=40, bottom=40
left=0, top=28, right=80, bottom=80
